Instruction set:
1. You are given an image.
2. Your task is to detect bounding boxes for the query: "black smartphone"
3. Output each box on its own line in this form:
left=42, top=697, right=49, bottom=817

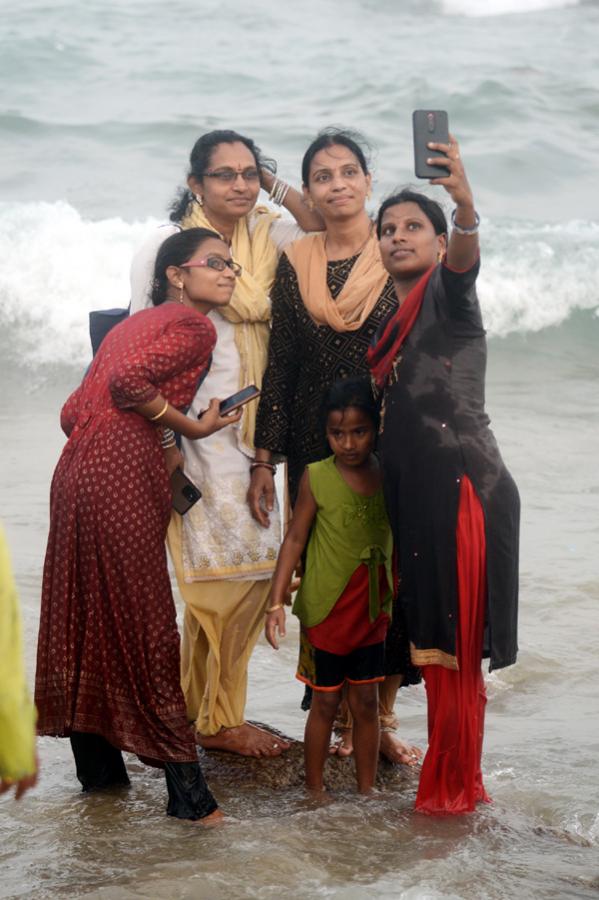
left=219, top=384, right=261, bottom=415
left=413, top=110, right=450, bottom=179
left=197, top=384, right=261, bottom=419
left=170, top=467, right=202, bottom=515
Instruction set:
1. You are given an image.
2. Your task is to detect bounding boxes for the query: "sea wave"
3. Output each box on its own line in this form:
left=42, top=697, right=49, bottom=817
left=440, top=0, right=580, bottom=15
left=0, top=200, right=598, bottom=370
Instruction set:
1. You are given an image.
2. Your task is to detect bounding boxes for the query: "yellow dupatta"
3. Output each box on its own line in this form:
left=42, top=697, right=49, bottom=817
left=179, top=202, right=279, bottom=449
left=285, top=231, right=388, bottom=332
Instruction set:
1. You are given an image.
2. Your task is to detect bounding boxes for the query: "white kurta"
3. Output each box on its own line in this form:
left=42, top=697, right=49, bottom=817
left=129, top=215, right=301, bottom=582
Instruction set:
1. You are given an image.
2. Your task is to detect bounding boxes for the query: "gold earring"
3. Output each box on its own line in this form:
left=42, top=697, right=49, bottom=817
left=306, top=198, right=314, bottom=211
left=178, top=282, right=184, bottom=304
left=194, top=193, right=203, bottom=207
left=367, top=189, right=372, bottom=200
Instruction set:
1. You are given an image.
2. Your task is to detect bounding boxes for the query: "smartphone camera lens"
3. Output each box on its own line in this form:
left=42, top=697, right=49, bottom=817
left=182, top=486, right=198, bottom=502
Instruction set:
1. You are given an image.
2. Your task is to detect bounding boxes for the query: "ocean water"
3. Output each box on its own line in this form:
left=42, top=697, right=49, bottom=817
left=1, top=0, right=599, bottom=897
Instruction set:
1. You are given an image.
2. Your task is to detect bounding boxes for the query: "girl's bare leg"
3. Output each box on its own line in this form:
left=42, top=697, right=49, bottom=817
left=304, top=688, right=342, bottom=791
left=347, top=683, right=380, bottom=793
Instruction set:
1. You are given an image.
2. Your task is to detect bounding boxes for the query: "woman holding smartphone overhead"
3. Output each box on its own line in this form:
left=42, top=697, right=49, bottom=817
left=369, top=134, right=520, bottom=814
left=130, top=130, right=323, bottom=758
left=35, top=228, right=242, bottom=822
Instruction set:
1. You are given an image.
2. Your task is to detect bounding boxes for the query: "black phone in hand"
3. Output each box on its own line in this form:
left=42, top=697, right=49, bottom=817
left=171, top=467, right=201, bottom=515
left=413, top=110, right=450, bottom=179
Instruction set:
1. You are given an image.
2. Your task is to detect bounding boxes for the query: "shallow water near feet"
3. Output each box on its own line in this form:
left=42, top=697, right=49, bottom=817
left=2, top=0, right=599, bottom=896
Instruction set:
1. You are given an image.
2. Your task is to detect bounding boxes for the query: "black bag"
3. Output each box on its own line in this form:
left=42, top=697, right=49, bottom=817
left=89, top=307, right=130, bottom=356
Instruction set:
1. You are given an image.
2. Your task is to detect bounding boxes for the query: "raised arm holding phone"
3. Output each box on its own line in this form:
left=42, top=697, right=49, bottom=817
left=369, top=123, right=520, bottom=815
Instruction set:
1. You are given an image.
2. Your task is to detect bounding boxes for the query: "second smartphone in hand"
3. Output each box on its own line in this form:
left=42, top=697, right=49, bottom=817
left=197, top=384, right=261, bottom=418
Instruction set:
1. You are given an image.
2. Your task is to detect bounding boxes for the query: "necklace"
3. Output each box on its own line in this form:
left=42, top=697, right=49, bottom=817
left=324, top=221, right=374, bottom=262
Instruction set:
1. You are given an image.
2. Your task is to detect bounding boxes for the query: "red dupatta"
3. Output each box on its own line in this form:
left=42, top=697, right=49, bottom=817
left=367, top=265, right=435, bottom=389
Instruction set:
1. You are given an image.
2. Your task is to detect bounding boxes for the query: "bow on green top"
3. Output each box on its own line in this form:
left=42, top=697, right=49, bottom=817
left=360, top=544, right=392, bottom=623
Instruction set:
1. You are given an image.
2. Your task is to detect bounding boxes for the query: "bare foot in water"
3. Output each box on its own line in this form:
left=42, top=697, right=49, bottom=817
left=189, top=808, right=226, bottom=827
left=304, top=783, right=331, bottom=802
left=196, top=723, right=290, bottom=758
left=379, top=732, right=422, bottom=766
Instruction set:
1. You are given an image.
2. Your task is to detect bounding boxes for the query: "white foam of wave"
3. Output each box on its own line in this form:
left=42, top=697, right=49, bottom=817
left=0, top=201, right=598, bottom=370
left=0, top=201, right=158, bottom=368
left=479, top=217, right=599, bottom=337
left=441, top=0, right=579, bottom=16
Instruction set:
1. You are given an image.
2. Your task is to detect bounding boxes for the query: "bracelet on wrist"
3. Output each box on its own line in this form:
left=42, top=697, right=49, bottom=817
left=150, top=399, right=169, bottom=421
left=161, top=428, right=176, bottom=448
left=268, top=177, right=290, bottom=207
left=451, top=208, right=480, bottom=236
left=265, top=603, right=284, bottom=614
left=250, top=461, right=277, bottom=475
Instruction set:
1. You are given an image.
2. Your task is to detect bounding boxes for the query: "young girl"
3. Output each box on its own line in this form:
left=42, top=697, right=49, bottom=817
left=265, top=377, right=393, bottom=794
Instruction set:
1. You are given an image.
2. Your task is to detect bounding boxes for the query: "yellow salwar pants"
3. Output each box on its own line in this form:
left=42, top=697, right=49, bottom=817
left=168, top=516, right=271, bottom=737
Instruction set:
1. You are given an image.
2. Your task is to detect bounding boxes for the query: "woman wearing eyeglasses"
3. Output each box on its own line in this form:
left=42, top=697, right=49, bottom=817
left=35, top=228, right=244, bottom=822
left=130, top=130, right=322, bottom=758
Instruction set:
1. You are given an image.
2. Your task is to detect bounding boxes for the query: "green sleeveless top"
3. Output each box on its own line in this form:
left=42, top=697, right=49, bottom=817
left=292, top=455, right=394, bottom=628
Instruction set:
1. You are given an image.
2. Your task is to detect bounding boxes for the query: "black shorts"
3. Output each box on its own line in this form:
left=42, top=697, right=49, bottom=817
left=297, top=628, right=385, bottom=692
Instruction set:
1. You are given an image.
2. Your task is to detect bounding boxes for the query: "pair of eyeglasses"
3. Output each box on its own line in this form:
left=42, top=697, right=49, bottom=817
left=181, top=256, right=242, bottom=276
left=203, top=168, right=260, bottom=183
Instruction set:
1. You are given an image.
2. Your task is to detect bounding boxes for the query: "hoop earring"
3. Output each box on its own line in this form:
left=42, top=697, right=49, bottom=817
left=194, top=193, right=203, bottom=207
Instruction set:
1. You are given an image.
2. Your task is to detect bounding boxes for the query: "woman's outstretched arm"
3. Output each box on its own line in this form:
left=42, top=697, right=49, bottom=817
left=428, top=133, right=479, bottom=272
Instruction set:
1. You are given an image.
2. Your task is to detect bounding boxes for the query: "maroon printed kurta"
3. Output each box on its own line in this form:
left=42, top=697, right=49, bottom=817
left=35, top=302, right=216, bottom=764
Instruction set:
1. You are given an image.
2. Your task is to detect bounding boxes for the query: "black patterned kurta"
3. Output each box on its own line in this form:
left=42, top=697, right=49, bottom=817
left=255, top=251, right=397, bottom=502
left=255, top=251, right=419, bottom=682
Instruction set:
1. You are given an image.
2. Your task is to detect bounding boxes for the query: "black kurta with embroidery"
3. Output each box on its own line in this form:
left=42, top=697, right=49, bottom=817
left=255, top=251, right=398, bottom=502
left=256, top=250, right=420, bottom=682
left=378, top=261, right=519, bottom=672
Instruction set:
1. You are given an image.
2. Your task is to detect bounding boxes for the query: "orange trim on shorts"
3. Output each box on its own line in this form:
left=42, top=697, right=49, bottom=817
left=296, top=673, right=384, bottom=691
left=295, top=673, right=344, bottom=693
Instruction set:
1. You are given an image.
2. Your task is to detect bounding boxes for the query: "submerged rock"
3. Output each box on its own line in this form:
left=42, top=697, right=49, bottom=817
left=199, top=723, right=417, bottom=792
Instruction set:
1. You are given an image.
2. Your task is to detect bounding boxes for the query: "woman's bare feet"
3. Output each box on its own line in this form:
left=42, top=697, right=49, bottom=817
left=305, top=782, right=328, bottom=796
left=196, top=723, right=290, bottom=758
left=379, top=731, right=422, bottom=766
left=333, top=727, right=354, bottom=757
left=189, top=808, right=226, bottom=827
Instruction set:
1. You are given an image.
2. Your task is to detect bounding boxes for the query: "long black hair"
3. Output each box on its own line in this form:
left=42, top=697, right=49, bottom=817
left=151, top=227, right=223, bottom=305
left=301, top=127, right=371, bottom=186
left=169, top=129, right=276, bottom=222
